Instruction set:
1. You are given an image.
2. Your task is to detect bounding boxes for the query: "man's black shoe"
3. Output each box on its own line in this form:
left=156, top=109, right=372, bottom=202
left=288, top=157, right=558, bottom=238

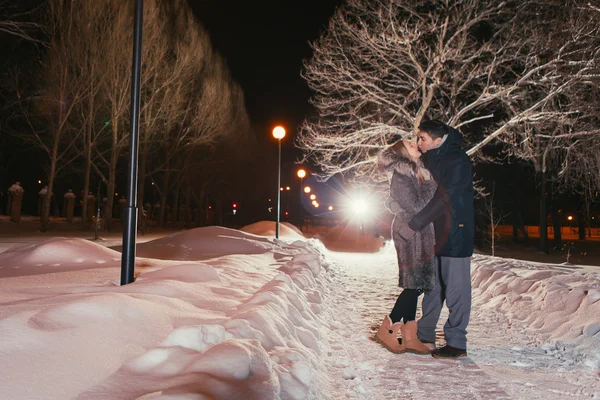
left=431, top=345, right=467, bottom=359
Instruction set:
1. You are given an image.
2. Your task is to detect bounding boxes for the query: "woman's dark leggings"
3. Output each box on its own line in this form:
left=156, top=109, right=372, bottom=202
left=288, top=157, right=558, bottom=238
left=389, top=289, right=424, bottom=324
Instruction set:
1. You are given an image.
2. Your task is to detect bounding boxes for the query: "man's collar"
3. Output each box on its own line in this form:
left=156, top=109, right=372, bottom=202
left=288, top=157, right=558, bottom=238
left=436, top=134, right=449, bottom=149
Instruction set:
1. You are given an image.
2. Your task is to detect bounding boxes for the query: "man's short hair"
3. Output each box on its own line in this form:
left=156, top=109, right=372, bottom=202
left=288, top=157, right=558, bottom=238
left=418, top=120, right=448, bottom=139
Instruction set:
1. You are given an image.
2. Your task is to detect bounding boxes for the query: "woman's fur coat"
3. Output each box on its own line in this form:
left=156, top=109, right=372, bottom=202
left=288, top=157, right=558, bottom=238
left=378, top=147, right=437, bottom=290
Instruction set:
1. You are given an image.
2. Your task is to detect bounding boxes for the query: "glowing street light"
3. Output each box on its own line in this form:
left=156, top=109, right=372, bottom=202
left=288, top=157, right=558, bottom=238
left=310, top=194, right=316, bottom=200
left=567, top=215, right=573, bottom=221
left=296, top=169, right=307, bottom=221
left=304, top=186, right=311, bottom=194
left=328, top=206, right=333, bottom=211
left=272, top=126, right=286, bottom=239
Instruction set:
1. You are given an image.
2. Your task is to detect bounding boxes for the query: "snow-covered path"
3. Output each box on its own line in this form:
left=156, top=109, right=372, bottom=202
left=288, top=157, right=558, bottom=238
left=321, top=245, right=600, bottom=399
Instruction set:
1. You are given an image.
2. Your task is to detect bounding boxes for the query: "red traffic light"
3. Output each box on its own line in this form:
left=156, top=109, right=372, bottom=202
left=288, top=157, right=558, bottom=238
left=232, top=203, right=237, bottom=208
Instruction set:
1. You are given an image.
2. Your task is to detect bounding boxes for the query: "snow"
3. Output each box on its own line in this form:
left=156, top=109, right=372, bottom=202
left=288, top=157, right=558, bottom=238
left=0, top=221, right=598, bottom=399
left=8, top=182, right=24, bottom=193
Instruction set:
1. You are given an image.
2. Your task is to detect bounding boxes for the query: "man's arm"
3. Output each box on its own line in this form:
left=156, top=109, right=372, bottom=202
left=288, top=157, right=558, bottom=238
left=408, top=155, right=472, bottom=232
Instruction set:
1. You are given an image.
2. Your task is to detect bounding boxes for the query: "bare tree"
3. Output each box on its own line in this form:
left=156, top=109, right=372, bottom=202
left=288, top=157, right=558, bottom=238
left=68, top=0, right=112, bottom=224
left=14, top=0, right=90, bottom=232
left=486, top=1, right=600, bottom=251
left=480, top=181, right=509, bottom=256
left=0, top=0, right=42, bottom=43
left=298, top=0, right=600, bottom=182
left=90, top=0, right=185, bottom=230
left=150, top=54, right=250, bottom=227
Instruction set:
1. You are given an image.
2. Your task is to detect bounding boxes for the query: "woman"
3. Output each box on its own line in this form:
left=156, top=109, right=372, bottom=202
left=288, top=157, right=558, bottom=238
left=375, top=138, right=437, bottom=354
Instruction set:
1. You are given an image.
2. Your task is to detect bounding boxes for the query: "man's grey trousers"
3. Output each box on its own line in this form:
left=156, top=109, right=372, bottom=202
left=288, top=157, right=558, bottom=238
left=417, top=256, right=472, bottom=349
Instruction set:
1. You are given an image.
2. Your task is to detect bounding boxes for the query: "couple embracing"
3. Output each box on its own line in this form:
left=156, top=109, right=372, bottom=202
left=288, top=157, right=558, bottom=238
left=376, top=120, right=474, bottom=359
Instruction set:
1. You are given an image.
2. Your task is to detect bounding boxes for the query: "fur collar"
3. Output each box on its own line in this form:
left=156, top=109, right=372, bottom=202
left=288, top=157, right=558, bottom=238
left=378, top=147, right=418, bottom=177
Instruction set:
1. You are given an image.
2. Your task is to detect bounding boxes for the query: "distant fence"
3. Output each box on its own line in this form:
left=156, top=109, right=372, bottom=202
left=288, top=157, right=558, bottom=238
left=493, top=225, right=600, bottom=239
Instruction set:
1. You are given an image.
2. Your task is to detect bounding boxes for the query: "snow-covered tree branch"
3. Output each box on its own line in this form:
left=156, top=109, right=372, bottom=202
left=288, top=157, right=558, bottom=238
left=298, top=0, right=600, bottom=182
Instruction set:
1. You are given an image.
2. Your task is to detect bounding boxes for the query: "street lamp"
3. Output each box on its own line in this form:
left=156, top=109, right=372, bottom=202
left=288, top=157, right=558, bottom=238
left=273, top=126, right=286, bottom=238
left=296, top=169, right=307, bottom=222
left=297, top=169, right=306, bottom=196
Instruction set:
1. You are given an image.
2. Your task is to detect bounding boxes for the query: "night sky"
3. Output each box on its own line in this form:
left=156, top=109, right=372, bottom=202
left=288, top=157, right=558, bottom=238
left=189, top=0, right=343, bottom=154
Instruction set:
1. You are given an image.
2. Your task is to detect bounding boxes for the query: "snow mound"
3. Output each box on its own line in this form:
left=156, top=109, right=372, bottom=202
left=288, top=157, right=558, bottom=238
left=472, top=255, right=600, bottom=369
left=0, top=237, right=121, bottom=278
left=241, top=221, right=306, bottom=240
left=132, top=226, right=277, bottom=261
left=136, top=263, right=222, bottom=284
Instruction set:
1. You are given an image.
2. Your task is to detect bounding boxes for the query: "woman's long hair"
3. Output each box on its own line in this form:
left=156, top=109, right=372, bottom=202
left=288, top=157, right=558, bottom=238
left=392, top=141, right=425, bottom=183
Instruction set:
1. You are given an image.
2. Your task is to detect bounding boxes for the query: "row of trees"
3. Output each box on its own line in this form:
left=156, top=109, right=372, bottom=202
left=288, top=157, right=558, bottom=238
left=7, top=0, right=251, bottom=232
left=298, top=0, right=600, bottom=252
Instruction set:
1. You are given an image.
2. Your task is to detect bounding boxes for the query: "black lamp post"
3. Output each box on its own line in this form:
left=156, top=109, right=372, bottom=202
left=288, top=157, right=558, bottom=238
left=272, top=126, right=286, bottom=239
left=121, top=0, right=144, bottom=285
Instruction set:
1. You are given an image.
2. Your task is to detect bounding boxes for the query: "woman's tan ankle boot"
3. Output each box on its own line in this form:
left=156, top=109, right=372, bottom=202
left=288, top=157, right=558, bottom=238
left=375, top=315, right=405, bottom=353
left=401, top=321, right=432, bottom=355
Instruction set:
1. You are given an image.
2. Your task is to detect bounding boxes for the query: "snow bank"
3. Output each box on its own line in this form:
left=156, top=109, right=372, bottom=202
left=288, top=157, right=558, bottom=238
left=240, top=221, right=306, bottom=241
left=472, top=255, right=600, bottom=369
left=0, top=237, right=122, bottom=277
left=0, top=224, right=335, bottom=399
left=129, top=226, right=279, bottom=260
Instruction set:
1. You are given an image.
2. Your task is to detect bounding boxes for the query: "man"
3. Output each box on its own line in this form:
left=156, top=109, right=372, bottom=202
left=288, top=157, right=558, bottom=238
left=395, top=120, right=474, bottom=358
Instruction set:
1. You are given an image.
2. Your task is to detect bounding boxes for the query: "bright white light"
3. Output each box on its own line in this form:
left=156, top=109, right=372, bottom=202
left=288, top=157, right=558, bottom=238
left=304, top=186, right=311, bottom=194
left=297, top=169, right=306, bottom=179
left=272, top=126, right=286, bottom=139
left=352, top=200, right=369, bottom=216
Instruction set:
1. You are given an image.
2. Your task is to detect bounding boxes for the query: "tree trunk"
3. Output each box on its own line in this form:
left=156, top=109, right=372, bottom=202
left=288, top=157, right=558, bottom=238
left=41, top=134, right=60, bottom=232
left=104, top=120, right=119, bottom=231
left=184, top=184, right=192, bottom=228
left=82, top=79, right=95, bottom=224
left=172, top=185, right=180, bottom=224
left=549, top=188, right=562, bottom=249
left=538, top=171, right=549, bottom=254
left=551, top=205, right=563, bottom=249
left=138, top=150, right=147, bottom=224
left=158, top=171, right=170, bottom=227
left=577, top=210, right=586, bottom=240
left=490, top=207, right=495, bottom=257
left=216, top=180, right=223, bottom=226
left=82, top=141, right=91, bottom=224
